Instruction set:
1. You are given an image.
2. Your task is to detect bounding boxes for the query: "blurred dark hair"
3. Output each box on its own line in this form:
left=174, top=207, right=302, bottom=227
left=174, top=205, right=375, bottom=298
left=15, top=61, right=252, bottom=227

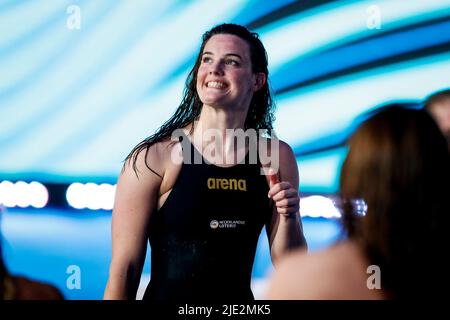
left=0, top=251, right=5, bottom=299
left=126, top=23, right=275, bottom=176
left=340, top=105, right=450, bottom=298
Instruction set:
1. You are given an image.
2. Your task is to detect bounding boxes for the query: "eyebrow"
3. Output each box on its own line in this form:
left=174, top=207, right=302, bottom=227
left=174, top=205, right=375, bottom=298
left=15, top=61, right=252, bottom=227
left=202, top=51, right=243, bottom=60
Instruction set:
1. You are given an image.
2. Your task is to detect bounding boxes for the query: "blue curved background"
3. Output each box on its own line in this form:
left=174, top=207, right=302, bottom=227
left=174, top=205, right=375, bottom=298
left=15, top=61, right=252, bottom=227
left=2, top=0, right=449, bottom=192
left=1, top=0, right=450, bottom=299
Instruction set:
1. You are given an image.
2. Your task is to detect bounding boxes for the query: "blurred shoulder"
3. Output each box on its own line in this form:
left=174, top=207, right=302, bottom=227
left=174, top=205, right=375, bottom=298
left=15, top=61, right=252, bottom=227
left=267, top=242, right=367, bottom=299
left=11, top=275, right=64, bottom=300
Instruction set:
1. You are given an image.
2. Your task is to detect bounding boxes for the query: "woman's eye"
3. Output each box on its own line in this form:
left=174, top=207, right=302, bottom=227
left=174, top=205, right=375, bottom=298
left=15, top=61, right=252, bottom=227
left=226, top=60, right=239, bottom=66
left=202, top=56, right=212, bottom=63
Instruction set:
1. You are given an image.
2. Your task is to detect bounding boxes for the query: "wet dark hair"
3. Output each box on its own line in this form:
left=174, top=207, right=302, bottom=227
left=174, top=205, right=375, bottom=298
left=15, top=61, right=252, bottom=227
left=125, top=23, right=275, bottom=176
left=340, top=105, right=450, bottom=298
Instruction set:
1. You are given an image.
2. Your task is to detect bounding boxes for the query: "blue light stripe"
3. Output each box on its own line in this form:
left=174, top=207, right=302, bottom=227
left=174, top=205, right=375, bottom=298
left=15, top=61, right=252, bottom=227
left=272, top=18, right=450, bottom=91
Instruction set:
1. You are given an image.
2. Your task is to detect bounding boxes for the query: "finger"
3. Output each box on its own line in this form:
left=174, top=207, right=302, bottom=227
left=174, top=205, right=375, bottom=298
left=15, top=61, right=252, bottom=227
left=268, top=168, right=279, bottom=188
left=271, top=189, right=298, bottom=202
left=268, top=182, right=292, bottom=198
left=275, top=197, right=299, bottom=207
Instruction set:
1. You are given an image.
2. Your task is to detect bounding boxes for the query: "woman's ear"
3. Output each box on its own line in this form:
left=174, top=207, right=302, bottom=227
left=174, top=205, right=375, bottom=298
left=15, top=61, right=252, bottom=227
left=253, top=73, right=266, bottom=92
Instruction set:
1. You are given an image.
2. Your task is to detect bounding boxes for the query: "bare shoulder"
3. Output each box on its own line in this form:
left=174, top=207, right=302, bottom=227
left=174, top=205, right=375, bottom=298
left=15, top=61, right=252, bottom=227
left=258, top=138, right=296, bottom=175
left=258, top=137, right=294, bottom=157
left=123, top=138, right=180, bottom=180
left=151, top=138, right=182, bottom=171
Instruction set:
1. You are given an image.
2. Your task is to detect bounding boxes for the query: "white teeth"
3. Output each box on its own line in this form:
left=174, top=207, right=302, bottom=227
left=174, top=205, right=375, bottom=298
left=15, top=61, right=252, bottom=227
left=207, top=81, right=226, bottom=89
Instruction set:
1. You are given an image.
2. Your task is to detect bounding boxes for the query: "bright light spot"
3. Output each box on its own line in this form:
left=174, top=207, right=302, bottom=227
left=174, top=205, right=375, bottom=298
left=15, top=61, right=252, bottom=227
left=1, top=181, right=16, bottom=207
left=66, top=182, right=85, bottom=209
left=300, top=195, right=341, bottom=218
left=84, top=183, right=101, bottom=210
left=66, top=182, right=116, bottom=210
left=0, top=181, right=48, bottom=208
left=98, top=183, right=115, bottom=210
left=0, top=182, right=6, bottom=206
left=352, top=199, right=367, bottom=216
left=15, top=181, right=30, bottom=208
left=29, top=181, right=49, bottom=208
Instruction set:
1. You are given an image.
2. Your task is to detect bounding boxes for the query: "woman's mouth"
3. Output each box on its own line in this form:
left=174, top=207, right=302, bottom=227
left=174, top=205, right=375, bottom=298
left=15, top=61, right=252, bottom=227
left=206, top=81, right=228, bottom=89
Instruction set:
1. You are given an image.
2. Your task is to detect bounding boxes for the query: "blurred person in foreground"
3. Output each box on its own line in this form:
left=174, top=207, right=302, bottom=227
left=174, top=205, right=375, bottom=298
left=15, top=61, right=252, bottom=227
left=0, top=207, right=64, bottom=300
left=266, top=105, right=450, bottom=299
left=425, top=89, right=450, bottom=149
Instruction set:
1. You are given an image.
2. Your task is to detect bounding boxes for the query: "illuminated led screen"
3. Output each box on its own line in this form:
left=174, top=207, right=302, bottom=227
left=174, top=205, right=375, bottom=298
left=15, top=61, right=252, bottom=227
left=1, top=0, right=450, bottom=193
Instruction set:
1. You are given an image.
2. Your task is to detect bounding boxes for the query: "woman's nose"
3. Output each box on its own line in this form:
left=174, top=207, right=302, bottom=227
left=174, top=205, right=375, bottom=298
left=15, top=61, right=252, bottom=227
left=208, top=61, right=224, bottom=75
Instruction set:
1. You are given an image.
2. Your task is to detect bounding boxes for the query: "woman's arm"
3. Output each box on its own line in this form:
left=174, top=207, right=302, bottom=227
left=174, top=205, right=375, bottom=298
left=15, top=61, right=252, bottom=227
left=266, top=140, right=307, bottom=266
left=104, top=146, right=163, bottom=300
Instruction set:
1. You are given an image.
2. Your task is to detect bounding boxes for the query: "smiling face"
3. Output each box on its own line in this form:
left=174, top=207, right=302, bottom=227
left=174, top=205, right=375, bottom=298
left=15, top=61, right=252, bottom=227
left=196, top=34, right=264, bottom=111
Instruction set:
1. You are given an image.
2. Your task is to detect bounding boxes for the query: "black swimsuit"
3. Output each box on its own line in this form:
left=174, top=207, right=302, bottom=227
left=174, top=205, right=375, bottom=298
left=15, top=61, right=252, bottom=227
left=143, top=135, right=272, bottom=301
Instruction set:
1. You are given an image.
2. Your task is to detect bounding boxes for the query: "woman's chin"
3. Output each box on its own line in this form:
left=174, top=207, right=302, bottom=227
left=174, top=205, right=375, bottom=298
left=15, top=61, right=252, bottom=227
left=202, top=99, right=227, bottom=108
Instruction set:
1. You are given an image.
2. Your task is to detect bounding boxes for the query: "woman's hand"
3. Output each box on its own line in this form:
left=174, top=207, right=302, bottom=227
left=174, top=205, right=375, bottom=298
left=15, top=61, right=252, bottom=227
left=267, top=169, right=299, bottom=217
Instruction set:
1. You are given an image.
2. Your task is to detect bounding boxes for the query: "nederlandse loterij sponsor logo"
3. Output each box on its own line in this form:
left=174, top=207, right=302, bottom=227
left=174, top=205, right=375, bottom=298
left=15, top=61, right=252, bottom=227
left=210, top=220, right=219, bottom=229
left=210, top=220, right=246, bottom=229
